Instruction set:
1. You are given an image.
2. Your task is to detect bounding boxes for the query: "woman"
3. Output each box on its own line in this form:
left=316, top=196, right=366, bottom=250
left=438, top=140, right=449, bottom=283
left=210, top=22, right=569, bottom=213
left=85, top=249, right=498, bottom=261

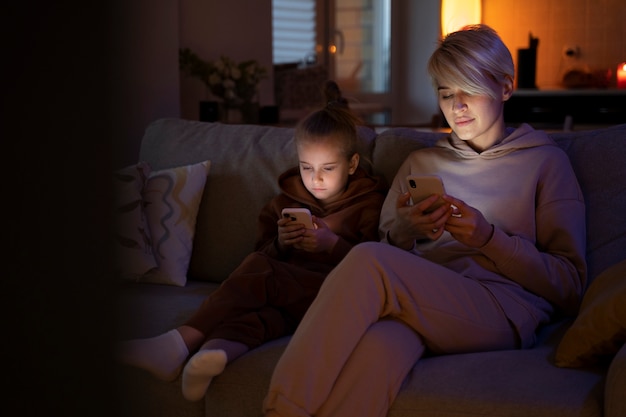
left=263, top=25, right=586, bottom=417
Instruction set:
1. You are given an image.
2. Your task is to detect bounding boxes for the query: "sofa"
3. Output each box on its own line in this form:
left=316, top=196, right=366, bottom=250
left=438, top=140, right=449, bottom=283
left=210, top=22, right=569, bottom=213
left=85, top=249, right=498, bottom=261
left=114, top=118, right=626, bottom=417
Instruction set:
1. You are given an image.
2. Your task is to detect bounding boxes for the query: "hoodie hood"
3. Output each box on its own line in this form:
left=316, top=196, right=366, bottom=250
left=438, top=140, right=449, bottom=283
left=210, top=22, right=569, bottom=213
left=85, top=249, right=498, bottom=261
left=277, top=166, right=387, bottom=216
left=439, top=123, right=557, bottom=159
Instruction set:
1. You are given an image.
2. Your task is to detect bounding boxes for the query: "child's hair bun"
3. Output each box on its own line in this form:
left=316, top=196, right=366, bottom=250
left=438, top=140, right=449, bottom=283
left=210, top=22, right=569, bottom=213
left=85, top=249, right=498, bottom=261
left=324, top=80, right=349, bottom=109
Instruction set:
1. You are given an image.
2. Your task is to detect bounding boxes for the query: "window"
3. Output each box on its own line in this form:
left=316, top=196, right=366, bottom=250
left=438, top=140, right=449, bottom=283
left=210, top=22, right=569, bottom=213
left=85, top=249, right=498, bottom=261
left=332, top=0, right=390, bottom=94
left=272, top=0, right=391, bottom=124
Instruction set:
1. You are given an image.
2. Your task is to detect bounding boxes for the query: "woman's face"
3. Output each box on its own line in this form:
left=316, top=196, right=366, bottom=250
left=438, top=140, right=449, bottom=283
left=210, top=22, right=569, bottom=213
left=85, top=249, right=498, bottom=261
left=437, top=78, right=512, bottom=152
left=297, top=135, right=358, bottom=205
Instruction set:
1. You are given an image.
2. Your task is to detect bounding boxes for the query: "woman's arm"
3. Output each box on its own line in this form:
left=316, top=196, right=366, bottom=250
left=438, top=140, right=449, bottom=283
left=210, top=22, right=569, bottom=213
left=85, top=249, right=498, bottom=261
left=479, top=151, right=587, bottom=315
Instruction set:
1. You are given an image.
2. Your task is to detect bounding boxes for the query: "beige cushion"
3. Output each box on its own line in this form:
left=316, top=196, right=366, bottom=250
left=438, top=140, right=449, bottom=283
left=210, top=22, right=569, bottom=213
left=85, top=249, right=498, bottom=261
left=141, top=160, right=211, bottom=286
left=112, top=162, right=157, bottom=280
left=555, top=260, right=626, bottom=367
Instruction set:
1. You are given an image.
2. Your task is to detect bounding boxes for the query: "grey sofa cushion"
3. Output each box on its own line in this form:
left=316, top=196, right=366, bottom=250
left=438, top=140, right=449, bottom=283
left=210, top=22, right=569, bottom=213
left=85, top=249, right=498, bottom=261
left=116, top=281, right=219, bottom=339
left=389, top=322, right=605, bottom=417
left=372, top=128, right=447, bottom=186
left=550, top=124, right=626, bottom=282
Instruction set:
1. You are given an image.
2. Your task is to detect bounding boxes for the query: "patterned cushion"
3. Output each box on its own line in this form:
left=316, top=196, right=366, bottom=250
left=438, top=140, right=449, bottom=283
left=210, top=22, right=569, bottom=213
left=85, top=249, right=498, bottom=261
left=141, top=160, right=211, bottom=286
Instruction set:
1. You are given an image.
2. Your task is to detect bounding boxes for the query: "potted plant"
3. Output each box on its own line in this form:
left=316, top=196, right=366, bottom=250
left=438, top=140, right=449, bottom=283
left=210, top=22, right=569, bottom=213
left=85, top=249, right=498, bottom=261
left=179, top=48, right=268, bottom=123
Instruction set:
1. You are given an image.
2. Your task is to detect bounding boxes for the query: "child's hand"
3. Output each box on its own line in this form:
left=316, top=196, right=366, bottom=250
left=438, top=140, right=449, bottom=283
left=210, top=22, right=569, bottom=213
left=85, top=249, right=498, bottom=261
left=293, top=216, right=339, bottom=253
left=277, top=216, right=307, bottom=250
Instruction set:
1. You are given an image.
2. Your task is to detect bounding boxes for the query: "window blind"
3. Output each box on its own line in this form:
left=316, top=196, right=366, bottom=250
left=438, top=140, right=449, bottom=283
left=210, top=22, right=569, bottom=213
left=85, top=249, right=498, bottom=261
left=273, top=0, right=317, bottom=64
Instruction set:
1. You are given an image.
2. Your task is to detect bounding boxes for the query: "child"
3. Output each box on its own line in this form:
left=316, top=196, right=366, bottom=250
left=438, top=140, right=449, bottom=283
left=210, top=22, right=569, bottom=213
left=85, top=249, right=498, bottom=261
left=263, top=25, right=586, bottom=417
left=117, top=81, right=387, bottom=402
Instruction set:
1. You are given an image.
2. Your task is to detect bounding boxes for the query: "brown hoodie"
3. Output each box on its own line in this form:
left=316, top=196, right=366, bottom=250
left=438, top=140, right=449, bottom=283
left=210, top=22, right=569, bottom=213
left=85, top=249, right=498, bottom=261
left=256, top=166, right=388, bottom=273
left=380, top=123, right=586, bottom=346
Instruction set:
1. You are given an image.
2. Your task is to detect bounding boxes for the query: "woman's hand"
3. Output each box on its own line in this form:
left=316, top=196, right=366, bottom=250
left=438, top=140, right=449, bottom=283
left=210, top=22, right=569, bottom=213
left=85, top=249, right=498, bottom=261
left=442, top=194, right=494, bottom=248
left=387, top=192, right=453, bottom=250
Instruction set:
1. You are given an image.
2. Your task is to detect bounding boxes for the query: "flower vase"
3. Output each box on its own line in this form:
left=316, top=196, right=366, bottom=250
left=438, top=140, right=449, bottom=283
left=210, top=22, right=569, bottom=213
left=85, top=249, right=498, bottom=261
left=219, top=103, right=242, bottom=124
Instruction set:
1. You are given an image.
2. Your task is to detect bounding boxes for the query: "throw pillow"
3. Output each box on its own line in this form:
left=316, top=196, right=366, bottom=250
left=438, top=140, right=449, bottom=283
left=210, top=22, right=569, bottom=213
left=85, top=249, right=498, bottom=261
left=141, top=160, right=211, bottom=286
left=555, top=260, right=626, bottom=367
left=112, top=161, right=158, bottom=280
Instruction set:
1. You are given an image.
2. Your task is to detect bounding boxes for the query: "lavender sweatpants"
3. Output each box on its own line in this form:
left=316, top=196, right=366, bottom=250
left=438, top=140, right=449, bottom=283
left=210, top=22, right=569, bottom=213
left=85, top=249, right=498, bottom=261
left=263, top=242, right=520, bottom=417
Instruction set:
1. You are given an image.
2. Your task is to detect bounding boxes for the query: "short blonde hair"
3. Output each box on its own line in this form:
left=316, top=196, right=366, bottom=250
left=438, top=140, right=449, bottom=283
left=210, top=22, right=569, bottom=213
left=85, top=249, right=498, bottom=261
left=427, top=24, right=514, bottom=99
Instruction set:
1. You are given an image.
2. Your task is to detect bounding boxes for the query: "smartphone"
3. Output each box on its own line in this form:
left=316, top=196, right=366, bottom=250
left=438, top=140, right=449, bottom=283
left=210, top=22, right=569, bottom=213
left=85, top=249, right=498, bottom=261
left=406, top=175, right=446, bottom=213
left=281, top=208, right=315, bottom=229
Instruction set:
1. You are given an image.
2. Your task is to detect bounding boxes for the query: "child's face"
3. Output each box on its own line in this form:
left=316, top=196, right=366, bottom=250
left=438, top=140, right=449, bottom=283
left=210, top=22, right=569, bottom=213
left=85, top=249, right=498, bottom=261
left=297, top=135, right=358, bottom=205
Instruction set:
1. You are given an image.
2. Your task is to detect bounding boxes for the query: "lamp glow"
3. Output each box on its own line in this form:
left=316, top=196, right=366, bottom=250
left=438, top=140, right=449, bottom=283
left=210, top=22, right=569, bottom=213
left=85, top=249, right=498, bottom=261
left=441, top=0, right=482, bottom=38
left=617, top=62, right=626, bottom=89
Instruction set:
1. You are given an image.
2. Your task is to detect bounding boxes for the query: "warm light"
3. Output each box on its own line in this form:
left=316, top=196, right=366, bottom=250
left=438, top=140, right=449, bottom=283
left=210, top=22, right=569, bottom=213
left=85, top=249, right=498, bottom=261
left=441, top=0, right=482, bottom=37
left=617, top=62, right=626, bottom=89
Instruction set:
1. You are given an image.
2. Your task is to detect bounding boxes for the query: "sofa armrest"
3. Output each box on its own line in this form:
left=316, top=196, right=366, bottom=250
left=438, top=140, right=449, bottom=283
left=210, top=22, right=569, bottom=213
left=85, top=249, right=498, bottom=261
left=606, top=342, right=626, bottom=417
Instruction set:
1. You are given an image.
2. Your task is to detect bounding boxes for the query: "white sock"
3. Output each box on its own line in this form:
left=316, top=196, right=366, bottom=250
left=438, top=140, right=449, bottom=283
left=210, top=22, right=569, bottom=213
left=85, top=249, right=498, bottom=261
left=116, top=329, right=189, bottom=381
left=182, top=349, right=227, bottom=401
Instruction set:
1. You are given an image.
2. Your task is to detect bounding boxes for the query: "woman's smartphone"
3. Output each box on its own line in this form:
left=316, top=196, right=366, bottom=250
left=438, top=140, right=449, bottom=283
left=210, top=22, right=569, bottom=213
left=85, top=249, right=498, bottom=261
left=406, top=175, right=446, bottom=213
left=281, top=208, right=315, bottom=229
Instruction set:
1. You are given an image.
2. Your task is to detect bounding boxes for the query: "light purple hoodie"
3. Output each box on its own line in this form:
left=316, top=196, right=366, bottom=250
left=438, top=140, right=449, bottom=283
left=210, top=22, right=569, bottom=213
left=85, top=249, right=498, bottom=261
left=380, top=123, right=587, bottom=347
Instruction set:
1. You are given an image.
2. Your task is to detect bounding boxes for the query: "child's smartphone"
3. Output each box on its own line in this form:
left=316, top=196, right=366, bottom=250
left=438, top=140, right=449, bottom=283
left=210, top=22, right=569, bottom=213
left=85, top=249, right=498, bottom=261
left=281, top=208, right=315, bottom=229
left=406, top=175, right=447, bottom=213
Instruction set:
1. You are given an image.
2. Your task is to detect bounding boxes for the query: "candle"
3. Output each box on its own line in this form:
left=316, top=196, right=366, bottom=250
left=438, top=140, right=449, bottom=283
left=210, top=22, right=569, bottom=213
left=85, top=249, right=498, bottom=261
left=618, top=62, right=626, bottom=89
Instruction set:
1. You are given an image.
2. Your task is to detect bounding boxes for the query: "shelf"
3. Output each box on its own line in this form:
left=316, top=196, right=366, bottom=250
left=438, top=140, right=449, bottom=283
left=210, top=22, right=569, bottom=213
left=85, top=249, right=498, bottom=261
left=504, top=89, right=626, bottom=129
